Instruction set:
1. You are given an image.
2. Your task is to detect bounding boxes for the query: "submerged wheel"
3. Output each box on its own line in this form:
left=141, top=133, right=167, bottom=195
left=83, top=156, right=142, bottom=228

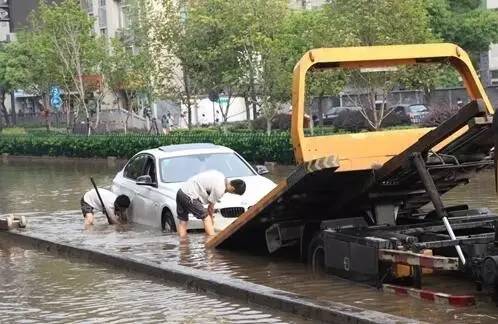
left=161, top=210, right=177, bottom=233
left=6, top=216, right=13, bottom=229
left=308, top=233, right=326, bottom=274
left=18, top=216, right=27, bottom=228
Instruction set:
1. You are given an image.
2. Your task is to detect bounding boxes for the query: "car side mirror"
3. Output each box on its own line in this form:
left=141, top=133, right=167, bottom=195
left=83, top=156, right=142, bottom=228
left=136, top=175, right=154, bottom=186
left=255, top=165, right=269, bottom=175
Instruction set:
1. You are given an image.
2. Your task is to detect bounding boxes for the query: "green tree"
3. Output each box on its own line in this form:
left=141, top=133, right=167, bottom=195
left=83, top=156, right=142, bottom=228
left=185, top=0, right=299, bottom=133
left=6, top=0, right=105, bottom=133
left=102, top=38, right=136, bottom=133
left=36, top=0, right=105, bottom=134
left=427, top=0, right=498, bottom=60
left=0, top=46, right=12, bottom=128
left=4, top=30, right=64, bottom=130
left=280, top=9, right=347, bottom=130
left=323, top=0, right=435, bottom=130
left=185, top=0, right=243, bottom=127
left=149, top=0, right=200, bottom=129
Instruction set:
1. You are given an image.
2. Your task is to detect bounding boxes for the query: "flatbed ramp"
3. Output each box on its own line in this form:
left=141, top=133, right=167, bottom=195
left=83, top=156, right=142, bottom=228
left=207, top=156, right=341, bottom=249
left=207, top=100, right=495, bottom=251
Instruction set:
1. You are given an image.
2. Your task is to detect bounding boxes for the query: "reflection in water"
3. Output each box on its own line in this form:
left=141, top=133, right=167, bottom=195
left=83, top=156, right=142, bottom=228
left=2, top=160, right=498, bottom=323
left=0, top=240, right=304, bottom=324
left=0, top=159, right=122, bottom=214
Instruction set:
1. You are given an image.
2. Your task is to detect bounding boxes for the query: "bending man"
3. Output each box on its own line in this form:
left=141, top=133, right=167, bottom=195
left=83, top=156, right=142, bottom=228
left=80, top=188, right=131, bottom=225
left=176, top=170, right=246, bottom=237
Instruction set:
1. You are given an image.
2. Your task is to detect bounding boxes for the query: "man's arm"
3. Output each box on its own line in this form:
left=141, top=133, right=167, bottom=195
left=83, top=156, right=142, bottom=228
left=207, top=203, right=215, bottom=217
left=107, top=213, right=121, bottom=225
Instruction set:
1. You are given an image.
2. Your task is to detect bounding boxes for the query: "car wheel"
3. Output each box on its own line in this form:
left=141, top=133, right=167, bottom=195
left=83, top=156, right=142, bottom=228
left=161, top=210, right=177, bottom=233
left=308, top=233, right=326, bottom=274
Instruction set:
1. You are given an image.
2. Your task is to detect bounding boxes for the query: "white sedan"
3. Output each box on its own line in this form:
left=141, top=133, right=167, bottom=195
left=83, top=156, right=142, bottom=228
left=112, top=143, right=277, bottom=232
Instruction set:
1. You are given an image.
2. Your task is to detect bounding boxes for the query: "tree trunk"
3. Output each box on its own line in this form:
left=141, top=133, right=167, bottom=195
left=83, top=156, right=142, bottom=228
left=249, top=72, right=258, bottom=119
left=95, top=99, right=101, bottom=129
left=318, top=93, right=324, bottom=126
left=65, top=97, right=71, bottom=133
left=43, top=94, right=51, bottom=132
left=0, top=88, right=10, bottom=127
left=182, top=66, right=193, bottom=129
left=266, top=117, right=272, bottom=135
left=186, top=101, right=192, bottom=129
left=308, top=96, right=314, bottom=136
left=244, top=94, right=252, bottom=130
left=10, top=92, right=16, bottom=125
left=423, top=85, right=432, bottom=106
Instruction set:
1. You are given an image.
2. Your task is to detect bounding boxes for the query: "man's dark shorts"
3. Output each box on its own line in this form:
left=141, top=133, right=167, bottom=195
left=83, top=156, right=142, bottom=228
left=80, top=196, right=94, bottom=217
left=176, top=189, right=207, bottom=221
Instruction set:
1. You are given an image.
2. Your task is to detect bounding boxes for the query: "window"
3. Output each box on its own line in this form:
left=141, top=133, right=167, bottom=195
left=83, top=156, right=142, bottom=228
left=83, top=0, right=93, bottom=14
left=160, top=153, right=255, bottom=183
left=124, top=154, right=148, bottom=180
left=408, top=104, right=428, bottom=113
left=119, top=0, right=130, bottom=29
left=144, top=157, right=157, bottom=184
left=98, top=0, right=107, bottom=28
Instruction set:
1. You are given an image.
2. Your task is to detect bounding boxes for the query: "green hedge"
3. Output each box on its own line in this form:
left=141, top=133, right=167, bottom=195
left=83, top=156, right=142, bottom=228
left=0, top=133, right=295, bottom=164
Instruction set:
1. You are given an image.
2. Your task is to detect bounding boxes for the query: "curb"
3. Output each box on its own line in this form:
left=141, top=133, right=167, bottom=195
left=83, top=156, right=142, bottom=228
left=0, top=230, right=422, bottom=324
left=383, top=284, right=476, bottom=307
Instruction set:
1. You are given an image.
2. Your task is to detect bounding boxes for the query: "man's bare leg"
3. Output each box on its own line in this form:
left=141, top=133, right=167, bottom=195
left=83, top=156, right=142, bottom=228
left=84, top=213, right=94, bottom=226
left=178, top=220, right=188, bottom=237
left=203, top=215, right=215, bottom=236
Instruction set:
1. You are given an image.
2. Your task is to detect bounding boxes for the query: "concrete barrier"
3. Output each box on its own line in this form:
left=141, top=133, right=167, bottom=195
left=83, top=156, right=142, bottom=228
left=0, top=230, right=422, bottom=324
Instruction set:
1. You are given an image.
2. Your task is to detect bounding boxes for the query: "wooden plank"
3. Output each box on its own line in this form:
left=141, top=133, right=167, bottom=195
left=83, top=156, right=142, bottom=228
left=375, top=99, right=486, bottom=181
left=207, top=155, right=339, bottom=249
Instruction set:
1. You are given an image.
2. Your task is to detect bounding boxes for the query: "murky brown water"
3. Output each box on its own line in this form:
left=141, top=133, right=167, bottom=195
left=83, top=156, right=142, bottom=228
left=0, top=240, right=305, bottom=324
left=0, top=159, right=307, bottom=324
left=2, top=159, right=498, bottom=323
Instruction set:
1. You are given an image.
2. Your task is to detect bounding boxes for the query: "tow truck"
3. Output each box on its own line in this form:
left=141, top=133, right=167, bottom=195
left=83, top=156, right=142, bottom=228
left=207, top=43, right=498, bottom=302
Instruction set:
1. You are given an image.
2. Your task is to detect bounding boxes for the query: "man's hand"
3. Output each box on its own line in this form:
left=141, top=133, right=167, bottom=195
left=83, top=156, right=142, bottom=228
left=207, top=203, right=215, bottom=217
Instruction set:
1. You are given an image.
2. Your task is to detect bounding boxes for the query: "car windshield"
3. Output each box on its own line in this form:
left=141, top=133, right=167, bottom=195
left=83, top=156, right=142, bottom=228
left=159, top=153, right=255, bottom=183
left=409, top=105, right=428, bottom=113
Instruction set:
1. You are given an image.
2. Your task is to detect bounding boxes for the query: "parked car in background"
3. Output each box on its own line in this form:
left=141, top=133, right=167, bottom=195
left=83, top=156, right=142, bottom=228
left=112, top=143, right=277, bottom=232
left=389, top=104, right=429, bottom=125
left=313, top=106, right=363, bottom=125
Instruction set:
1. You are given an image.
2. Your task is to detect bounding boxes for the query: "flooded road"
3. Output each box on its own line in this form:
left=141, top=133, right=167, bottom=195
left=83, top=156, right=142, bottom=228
left=0, top=240, right=305, bottom=324
left=2, top=158, right=498, bottom=323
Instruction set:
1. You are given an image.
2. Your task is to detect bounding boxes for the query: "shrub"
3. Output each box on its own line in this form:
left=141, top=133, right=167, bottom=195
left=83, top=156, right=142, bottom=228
left=0, top=133, right=294, bottom=164
left=1, top=127, right=27, bottom=135
left=422, top=103, right=459, bottom=126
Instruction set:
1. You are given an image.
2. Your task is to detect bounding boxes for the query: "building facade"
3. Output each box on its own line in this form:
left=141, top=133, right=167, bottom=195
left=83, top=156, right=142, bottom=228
left=289, top=0, right=328, bottom=10
left=486, top=0, right=498, bottom=85
left=81, top=0, right=129, bottom=38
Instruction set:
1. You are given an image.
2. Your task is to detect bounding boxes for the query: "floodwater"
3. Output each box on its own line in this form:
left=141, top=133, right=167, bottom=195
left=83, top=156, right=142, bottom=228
left=0, top=240, right=305, bottom=324
left=0, top=159, right=306, bottom=324
left=1, top=158, right=498, bottom=323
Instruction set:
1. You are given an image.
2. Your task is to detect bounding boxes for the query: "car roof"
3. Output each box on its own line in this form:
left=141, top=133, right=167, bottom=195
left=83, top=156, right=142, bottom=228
left=138, top=143, right=235, bottom=158
left=158, top=143, right=219, bottom=152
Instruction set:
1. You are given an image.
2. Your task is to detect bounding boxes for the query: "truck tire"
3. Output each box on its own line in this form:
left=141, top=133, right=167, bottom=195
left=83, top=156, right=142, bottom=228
left=161, top=210, right=177, bottom=233
left=308, top=233, right=326, bottom=273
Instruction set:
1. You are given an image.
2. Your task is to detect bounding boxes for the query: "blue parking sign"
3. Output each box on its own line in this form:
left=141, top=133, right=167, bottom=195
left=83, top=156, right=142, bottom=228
left=50, top=86, right=62, bottom=111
